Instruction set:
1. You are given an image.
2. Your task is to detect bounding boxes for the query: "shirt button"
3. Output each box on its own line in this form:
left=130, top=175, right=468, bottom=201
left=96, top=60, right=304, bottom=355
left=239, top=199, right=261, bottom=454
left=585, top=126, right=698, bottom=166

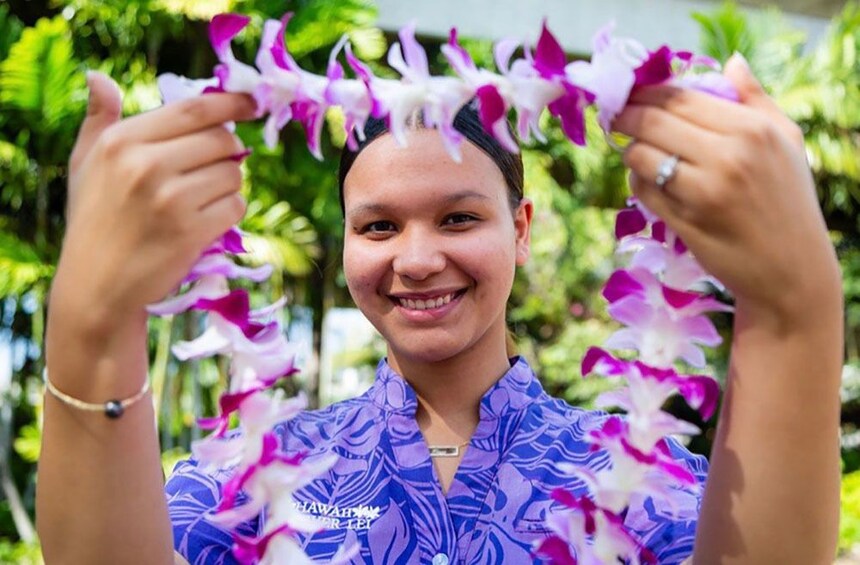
left=432, top=554, right=449, bottom=565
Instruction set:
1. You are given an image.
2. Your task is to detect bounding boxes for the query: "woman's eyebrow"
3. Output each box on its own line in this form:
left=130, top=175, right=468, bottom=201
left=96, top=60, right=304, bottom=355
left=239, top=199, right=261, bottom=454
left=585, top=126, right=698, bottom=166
left=346, top=189, right=492, bottom=219
left=443, top=190, right=492, bottom=204
left=346, top=202, right=387, bottom=220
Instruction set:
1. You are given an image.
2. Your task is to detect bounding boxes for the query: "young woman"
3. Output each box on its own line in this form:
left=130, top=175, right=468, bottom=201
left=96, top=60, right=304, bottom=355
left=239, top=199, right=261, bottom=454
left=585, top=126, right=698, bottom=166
left=36, top=53, right=842, bottom=564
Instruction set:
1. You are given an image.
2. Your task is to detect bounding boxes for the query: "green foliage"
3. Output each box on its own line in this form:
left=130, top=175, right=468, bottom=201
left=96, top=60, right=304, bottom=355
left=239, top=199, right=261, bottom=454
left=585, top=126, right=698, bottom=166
left=694, top=2, right=860, bottom=216
left=841, top=470, right=860, bottom=553
left=0, top=232, right=54, bottom=297
left=0, top=5, right=24, bottom=62
left=0, top=539, right=42, bottom=565
left=692, top=2, right=755, bottom=62
left=241, top=198, right=320, bottom=277
left=161, top=447, right=190, bottom=479
left=0, top=16, right=86, bottom=140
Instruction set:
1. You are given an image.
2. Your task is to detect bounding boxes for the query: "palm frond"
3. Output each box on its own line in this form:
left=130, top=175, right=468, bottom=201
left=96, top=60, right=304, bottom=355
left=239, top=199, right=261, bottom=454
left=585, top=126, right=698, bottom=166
left=0, top=231, right=54, bottom=297
left=240, top=199, right=319, bottom=277
left=0, top=16, right=86, bottom=134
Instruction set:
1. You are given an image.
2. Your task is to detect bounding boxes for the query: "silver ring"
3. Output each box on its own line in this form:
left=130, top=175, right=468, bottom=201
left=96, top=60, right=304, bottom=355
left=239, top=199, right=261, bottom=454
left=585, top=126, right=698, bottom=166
left=655, top=154, right=680, bottom=189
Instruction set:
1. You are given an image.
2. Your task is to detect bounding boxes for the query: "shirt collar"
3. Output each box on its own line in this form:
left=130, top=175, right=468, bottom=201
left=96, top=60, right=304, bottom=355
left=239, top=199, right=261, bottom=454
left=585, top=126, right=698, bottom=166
left=368, top=356, right=544, bottom=419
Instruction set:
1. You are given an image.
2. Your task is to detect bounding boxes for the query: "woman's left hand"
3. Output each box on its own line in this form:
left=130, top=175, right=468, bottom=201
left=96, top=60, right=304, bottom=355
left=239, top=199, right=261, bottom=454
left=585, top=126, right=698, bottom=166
left=612, top=54, right=841, bottom=332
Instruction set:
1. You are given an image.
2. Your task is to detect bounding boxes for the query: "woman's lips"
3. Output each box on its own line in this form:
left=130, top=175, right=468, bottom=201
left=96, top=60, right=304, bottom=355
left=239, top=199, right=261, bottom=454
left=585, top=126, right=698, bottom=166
left=388, top=288, right=467, bottom=321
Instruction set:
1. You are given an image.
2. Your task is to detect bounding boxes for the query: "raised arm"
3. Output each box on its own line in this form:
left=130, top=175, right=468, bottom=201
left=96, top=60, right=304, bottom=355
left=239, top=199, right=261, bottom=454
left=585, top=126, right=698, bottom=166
left=36, top=72, right=255, bottom=564
left=612, top=54, right=842, bottom=563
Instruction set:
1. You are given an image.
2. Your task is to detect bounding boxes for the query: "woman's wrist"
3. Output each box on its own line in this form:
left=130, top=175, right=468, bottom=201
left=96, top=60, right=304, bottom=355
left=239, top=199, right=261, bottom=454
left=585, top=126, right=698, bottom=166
left=45, top=278, right=151, bottom=403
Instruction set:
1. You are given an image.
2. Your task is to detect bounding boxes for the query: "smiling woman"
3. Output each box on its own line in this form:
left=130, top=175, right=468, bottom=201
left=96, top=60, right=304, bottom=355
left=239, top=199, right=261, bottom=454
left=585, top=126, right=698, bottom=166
left=159, top=103, right=709, bottom=563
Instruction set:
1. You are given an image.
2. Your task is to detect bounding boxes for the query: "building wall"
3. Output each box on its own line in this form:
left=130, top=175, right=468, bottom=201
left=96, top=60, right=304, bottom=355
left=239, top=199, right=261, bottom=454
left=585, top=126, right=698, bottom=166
left=374, top=0, right=831, bottom=54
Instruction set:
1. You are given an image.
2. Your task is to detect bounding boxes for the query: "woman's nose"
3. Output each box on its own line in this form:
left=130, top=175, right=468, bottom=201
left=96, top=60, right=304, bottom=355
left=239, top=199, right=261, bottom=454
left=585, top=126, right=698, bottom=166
left=391, top=228, right=446, bottom=281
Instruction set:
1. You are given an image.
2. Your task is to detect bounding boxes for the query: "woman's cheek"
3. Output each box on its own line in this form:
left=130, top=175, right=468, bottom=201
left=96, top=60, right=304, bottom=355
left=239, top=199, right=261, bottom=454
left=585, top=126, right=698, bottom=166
left=343, top=241, right=388, bottom=300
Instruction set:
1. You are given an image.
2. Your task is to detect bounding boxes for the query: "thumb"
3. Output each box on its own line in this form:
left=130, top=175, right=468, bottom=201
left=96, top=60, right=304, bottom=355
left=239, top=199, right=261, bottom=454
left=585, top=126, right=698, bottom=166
left=69, top=71, right=123, bottom=173
left=723, top=52, right=768, bottom=106
left=724, top=51, right=805, bottom=150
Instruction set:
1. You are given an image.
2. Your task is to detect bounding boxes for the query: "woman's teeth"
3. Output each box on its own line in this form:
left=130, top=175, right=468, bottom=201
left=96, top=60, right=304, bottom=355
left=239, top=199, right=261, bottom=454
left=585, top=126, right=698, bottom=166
left=397, top=292, right=456, bottom=311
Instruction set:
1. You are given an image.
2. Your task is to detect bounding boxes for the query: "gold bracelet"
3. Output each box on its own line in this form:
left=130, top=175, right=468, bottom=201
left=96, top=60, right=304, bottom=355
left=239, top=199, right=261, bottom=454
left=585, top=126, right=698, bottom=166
left=43, top=368, right=150, bottom=419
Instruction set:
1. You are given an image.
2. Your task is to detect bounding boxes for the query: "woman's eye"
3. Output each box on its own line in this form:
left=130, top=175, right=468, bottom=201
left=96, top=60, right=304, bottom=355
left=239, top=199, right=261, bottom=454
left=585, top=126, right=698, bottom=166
left=444, top=213, right=478, bottom=226
left=361, top=221, right=396, bottom=234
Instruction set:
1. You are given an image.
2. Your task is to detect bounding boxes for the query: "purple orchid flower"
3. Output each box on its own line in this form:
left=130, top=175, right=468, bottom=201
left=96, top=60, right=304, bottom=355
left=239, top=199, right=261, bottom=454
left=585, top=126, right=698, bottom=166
left=193, top=390, right=306, bottom=471
left=584, top=347, right=719, bottom=420
left=183, top=254, right=273, bottom=285
left=529, top=21, right=595, bottom=146
left=536, top=489, right=655, bottom=565
left=210, top=432, right=337, bottom=531
left=603, top=291, right=722, bottom=368
left=441, top=29, right=521, bottom=153
left=157, top=74, right=220, bottom=104
left=258, top=14, right=331, bottom=158
left=565, top=22, right=648, bottom=131
left=603, top=268, right=733, bottom=318
left=324, top=37, right=373, bottom=151
left=253, top=17, right=302, bottom=149
left=167, top=290, right=299, bottom=391
left=375, top=22, right=474, bottom=160
left=210, top=14, right=262, bottom=95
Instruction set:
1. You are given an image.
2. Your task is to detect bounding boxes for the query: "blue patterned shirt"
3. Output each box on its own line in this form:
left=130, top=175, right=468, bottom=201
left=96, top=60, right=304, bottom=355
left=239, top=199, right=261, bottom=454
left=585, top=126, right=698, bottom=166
left=166, top=356, right=708, bottom=563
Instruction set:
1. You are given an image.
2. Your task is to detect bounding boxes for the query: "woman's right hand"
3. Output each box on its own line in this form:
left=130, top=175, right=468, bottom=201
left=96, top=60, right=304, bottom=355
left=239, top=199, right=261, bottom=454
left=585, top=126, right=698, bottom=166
left=52, top=71, right=256, bottom=338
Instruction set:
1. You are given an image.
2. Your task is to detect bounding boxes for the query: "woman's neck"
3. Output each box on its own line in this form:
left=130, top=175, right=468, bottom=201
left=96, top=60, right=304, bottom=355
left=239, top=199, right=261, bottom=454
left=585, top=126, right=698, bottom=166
left=386, top=330, right=512, bottom=441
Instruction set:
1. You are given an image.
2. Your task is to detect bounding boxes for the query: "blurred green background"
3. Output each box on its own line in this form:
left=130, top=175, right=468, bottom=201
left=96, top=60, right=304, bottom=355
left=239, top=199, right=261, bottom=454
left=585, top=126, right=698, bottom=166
left=0, top=0, right=858, bottom=561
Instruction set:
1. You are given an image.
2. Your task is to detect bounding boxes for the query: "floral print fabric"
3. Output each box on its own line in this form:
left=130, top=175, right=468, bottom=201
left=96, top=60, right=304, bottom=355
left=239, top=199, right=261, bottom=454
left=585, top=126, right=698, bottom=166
left=167, top=356, right=707, bottom=564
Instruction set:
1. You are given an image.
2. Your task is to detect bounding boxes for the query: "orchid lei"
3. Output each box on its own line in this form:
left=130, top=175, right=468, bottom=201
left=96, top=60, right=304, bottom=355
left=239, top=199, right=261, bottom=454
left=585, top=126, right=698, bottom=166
left=151, top=12, right=737, bottom=564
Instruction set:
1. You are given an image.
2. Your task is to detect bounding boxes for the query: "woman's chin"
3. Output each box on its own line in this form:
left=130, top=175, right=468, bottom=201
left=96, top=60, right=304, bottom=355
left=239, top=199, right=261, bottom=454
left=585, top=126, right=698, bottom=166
left=386, top=337, right=469, bottom=367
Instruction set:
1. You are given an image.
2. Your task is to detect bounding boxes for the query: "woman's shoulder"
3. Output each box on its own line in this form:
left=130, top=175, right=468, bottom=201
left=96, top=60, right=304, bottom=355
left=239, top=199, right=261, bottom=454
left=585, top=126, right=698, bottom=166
left=272, top=388, right=383, bottom=452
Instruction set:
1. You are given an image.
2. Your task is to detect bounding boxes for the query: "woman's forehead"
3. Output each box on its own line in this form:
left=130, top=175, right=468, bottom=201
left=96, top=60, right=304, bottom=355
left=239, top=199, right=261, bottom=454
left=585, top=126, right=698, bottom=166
left=342, top=130, right=508, bottom=212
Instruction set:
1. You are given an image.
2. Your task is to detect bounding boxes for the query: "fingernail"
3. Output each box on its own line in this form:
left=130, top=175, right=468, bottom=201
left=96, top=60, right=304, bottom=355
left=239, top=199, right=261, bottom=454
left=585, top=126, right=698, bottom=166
left=730, top=51, right=751, bottom=71
left=230, top=148, right=252, bottom=163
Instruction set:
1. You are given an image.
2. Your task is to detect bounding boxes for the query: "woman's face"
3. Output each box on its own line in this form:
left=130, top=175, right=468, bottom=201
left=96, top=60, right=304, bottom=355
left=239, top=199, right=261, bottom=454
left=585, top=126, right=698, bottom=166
left=342, top=129, right=532, bottom=365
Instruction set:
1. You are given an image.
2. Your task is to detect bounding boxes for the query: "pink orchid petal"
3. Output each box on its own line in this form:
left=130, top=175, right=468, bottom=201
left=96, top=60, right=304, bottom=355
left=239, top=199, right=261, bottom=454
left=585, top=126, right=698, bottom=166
left=603, top=269, right=645, bottom=303
left=533, top=535, right=577, bottom=564
left=633, top=45, right=674, bottom=87
left=678, top=375, right=720, bottom=420
left=185, top=254, right=273, bottom=285
left=209, top=14, right=251, bottom=59
left=147, top=274, right=229, bottom=316
left=391, top=21, right=429, bottom=81
left=607, top=295, right=652, bottom=327
left=614, top=207, right=647, bottom=239
left=232, top=524, right=297, bottom=565
left=157, top=74, right=220, bottom=105
left=533, top=20, right=567, bottom=79
left=493, top=38, right=519, bottom=75
left=673, top=72, right=739, bottom=101
left=172, top=324, right=233, bottom=360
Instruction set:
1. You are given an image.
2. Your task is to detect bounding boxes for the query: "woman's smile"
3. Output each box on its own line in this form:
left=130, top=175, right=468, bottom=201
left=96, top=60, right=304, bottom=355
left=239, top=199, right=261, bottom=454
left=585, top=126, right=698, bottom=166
left=388, top=287, right=469, bottom=320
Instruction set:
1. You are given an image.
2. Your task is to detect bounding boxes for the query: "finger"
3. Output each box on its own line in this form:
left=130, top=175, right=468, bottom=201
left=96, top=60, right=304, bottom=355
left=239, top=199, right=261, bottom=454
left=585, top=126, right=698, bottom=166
left=626, top=169, right=688, bottom=234
left=628, top=84, right=762, bottom=135
left=612, top=104, right=721, bottom=166
left=114, top=92, right=257, bottom=143
left=722, top=53, right=804, bottom=149
left=166, top=159, right=244, bottom=211
left=69, top=71, right=123, bottom=173
left=623, top=141, right=700, bottom=203
left=150, top=126, right=246, bottom=174
left=198, top=192, right=247, bottom=246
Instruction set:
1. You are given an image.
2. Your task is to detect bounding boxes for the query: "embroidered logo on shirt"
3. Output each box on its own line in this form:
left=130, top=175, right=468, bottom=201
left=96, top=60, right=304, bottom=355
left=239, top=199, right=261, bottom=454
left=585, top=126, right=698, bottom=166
left=292, top=501, right=382, bottom=530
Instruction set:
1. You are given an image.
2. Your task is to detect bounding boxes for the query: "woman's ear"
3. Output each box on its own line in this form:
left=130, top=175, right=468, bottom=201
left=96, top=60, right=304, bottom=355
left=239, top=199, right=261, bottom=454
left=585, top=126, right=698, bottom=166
left=514, top=198, right=534, bottom=266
